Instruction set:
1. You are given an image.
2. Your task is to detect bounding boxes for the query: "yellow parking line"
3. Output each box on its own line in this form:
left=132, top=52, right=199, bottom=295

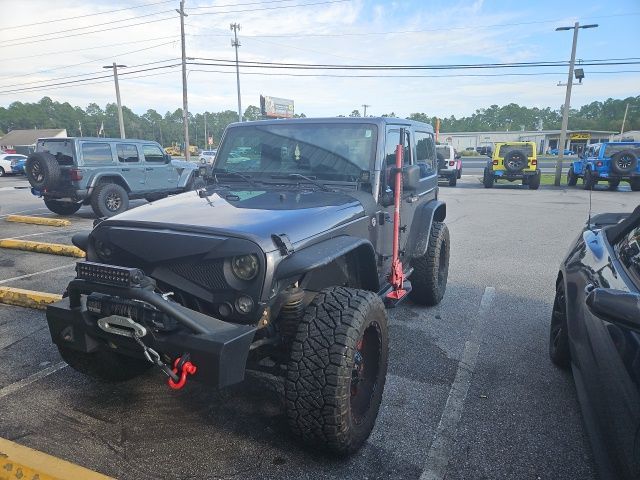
left=0, top=437, right=114, bottom=480
left=0, top=239, right=85, bottom=258
left=0, top=287, right=62, bottom=310
left=5, top=215, right=71, bottom=227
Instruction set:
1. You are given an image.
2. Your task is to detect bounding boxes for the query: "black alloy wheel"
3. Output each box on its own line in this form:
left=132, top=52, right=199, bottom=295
left=350, top=323, right=383, bottom=425
left=549, top=281, right=571, bottom=369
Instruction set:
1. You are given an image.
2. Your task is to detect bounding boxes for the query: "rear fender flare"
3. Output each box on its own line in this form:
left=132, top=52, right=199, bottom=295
left=89, top=174, right=132, bottom=192
left=406, top=200, right=446, bottom=259
left=274, top=236, right=379, bottom=292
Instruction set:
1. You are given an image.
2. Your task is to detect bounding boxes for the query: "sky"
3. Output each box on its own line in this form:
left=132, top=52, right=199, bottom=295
left=0, top=0, right=638, bottom=118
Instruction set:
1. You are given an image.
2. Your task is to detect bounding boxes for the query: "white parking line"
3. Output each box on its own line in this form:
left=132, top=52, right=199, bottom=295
left=420, top=286, right=496, bottom=480
left=0, top=362, right=67, bottom=400
left=2, top=228, right=87, bottom=241
left=0, top=263, right=76, bottom=285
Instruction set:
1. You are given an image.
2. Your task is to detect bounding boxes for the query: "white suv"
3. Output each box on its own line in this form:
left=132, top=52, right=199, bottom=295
left=436, top=145, right=462, bottom=186
left=199, top=149, right=217, bottom=164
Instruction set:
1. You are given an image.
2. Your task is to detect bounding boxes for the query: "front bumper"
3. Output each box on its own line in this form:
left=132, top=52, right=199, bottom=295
left=47, top=274, right=257, bottom=388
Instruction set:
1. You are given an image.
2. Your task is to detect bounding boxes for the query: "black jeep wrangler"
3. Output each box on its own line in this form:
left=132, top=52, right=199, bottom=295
left=46, top=118, right=449, bottom=454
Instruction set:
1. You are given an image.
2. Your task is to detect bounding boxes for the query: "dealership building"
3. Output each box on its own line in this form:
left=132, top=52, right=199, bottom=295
left=439, top=129, right=615, bottom=153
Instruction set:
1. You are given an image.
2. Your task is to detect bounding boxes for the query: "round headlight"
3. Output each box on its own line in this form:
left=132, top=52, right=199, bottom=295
left=231, top=254, right=259, bottom=281
left=236, top=295, right=254, bottom=314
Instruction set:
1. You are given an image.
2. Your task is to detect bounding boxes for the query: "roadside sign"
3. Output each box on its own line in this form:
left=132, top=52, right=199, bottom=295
left=570, top=133, right=591, bottom=140
left=208, top=136, right=213, bottom=146
left=260, top=95, right=294, bottom=118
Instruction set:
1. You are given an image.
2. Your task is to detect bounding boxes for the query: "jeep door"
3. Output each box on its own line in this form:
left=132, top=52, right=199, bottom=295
left=115, top=143, right=145, bottom=190
left=141, top=144, right=177, bottom=191
left=375, top=127, right=437, bottom=276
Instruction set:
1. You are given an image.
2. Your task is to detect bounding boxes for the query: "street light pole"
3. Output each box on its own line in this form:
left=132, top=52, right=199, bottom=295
left=554, top=22, right=598, bottom=186
left=231, top=23, right=242, bottom=122
left=362, top=104, right=370, bottom=117
left=103, top=62, right=126, bottom=139
left=177, top=0, right=190, bottom=161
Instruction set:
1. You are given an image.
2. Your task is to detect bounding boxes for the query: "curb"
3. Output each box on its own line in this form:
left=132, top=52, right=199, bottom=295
left=0, top=286, right=62, bottom=310
left=0, top=239, right=85, bottom=258
left=0, top=437, right=114, bottom=480
left=5, top=215, right=71, bottom=227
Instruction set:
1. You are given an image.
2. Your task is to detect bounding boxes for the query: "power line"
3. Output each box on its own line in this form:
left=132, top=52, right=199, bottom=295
left=187, top=0, right=314, bottom=9
left=0, top=57, right=180, bottom=90
left=0, top=43, right=178, bottom=85
left=188, top=0, right=351, bottom=16
left=3, top=0, right=175, bottom=30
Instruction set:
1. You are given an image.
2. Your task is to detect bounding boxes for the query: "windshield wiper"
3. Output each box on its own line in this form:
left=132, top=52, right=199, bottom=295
left=211, top=168, right=259, bottom=187
left=270, top=173, right=333, bottom=192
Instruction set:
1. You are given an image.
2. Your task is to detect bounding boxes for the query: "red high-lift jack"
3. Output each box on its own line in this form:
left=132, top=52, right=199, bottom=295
left=385, top=128, right=411, bottom=306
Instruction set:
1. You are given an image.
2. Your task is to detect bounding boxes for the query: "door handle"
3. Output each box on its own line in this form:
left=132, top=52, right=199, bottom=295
left=584, top=283, right=595, bottom=294
left=145, top=167, right=153, bottom=171
left=406, top=194, right=419, bottom=204
left=121, top=168, right=130, bottom=172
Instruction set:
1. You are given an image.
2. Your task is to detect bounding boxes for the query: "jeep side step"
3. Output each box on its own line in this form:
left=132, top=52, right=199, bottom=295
left=380, top=280, right=412, bottom=308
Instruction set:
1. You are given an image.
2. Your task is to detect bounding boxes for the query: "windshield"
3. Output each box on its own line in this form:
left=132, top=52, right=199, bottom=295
left=36, top=139, right=74, bottom=165
left=215, top=123, right=378, bottom=182
left=499, top=144, right=533, bottom=157
left=603, top=144, right=640, bottom=157
left=436, top=146, right=451, bottom=158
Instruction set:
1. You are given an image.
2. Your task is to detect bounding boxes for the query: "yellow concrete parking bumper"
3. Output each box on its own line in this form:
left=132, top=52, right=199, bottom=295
left=0, top=437, right=114, bottom=480
left=5, top=215, right=71, bottom=227
left=0, top=287, right=62, bottom=310
left=0, top=239, right=84, bottom=258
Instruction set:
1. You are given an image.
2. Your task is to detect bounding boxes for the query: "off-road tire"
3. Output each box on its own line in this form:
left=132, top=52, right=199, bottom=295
left=528, top=171, right=541, bottom=190
left=44, top=199, right=82, bottom=216
left=631, top=178, right=640, bottom=192
left=285, top=286, right=388, bottom=455
left=448, top=174, right=457, bottom=187
left=457, top=167, right=462, bottom=179
left=567, top=166, right=578, bottom=186
left=436, top=153, right=446, bottom=172
left=0, top=167, right=4, bottom=177
left=611, top=151, right=638, bottom=175
left=483, top=168, right=494, bottom=188
left=91, top=183, right=129, bottom=218
left=608, top=179, right=620, bottom=191
left=25, top=152, right=61, bottom=189
left=58, top=346, right=152, bottom=382
left=583, top=169, right=596, bottom=190
left=503, top=150, right=528, bottom=172
left=409, top=222, right=450, bottom=306
left=549, top=281, right=570, bottom=369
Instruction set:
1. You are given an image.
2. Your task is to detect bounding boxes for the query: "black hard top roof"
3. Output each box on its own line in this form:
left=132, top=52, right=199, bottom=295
left=227, top=117, right=434, bottom=133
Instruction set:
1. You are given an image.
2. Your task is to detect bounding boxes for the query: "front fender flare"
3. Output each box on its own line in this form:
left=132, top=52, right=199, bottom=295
left=274, top=236, right=379, bottom=291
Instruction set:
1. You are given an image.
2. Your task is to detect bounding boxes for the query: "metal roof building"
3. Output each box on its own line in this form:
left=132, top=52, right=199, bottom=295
left=439, top=129, right=615, bottom=153
left=0, top=128, right=67, bottom=151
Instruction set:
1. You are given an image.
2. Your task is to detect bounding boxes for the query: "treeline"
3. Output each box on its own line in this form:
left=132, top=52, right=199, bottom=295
left=1, top=96, right=638, bottom=147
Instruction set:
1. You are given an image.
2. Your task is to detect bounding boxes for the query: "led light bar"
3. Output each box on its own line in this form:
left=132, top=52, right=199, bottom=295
left=76, top=261, right=145, bottom=288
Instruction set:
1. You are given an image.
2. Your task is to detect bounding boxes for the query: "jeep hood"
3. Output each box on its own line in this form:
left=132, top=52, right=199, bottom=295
left=101, top=187, right=367, bottom=252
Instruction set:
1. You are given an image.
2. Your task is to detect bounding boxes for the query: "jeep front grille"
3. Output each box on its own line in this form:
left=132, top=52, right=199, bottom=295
left=167, top=260, right=227, bottom=290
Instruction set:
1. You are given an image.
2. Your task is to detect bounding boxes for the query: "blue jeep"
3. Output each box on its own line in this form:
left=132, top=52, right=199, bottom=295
left=568, top=142, right=640, bottom=191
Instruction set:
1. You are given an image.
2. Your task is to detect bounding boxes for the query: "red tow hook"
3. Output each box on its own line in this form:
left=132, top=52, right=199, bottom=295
left=167, top=355, right=197, bottom=390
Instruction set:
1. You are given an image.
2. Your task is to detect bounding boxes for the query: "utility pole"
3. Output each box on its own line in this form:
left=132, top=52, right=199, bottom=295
left=231, top=23, right=242, bottom=122
left=177, top=0, right=190, bottom=160
left=554, top=22, right=598, bottom=186
left=103, top=62, right=126, bottom=139
left=621, top=103, right=630, bottom=135
left=362, top=104, right=370, bottom=117
left=204, top=113, right=207, bottom=147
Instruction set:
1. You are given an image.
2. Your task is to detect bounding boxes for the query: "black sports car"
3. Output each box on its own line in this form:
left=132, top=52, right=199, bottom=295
left=549, top=204, right=640, bottom=480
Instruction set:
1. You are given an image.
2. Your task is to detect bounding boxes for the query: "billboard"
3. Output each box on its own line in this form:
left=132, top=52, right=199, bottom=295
left=260, top=95, right=294, bottom=118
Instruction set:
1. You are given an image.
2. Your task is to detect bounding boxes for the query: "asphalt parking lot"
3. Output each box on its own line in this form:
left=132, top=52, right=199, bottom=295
left=0, top=173, right=636, bottom=479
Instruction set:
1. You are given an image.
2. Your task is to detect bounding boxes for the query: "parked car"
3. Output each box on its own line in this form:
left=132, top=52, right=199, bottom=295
left=11, top=156, right=26, bottom=175
left=46, top=117, right=449, bottom=455
left=25, top=137, right=202, bottom=217
left=549, top=205, right=640, bottom=480
left=199, top=149, right=217, bottom=164
left=549, top=148, right=575, bottom=156
left=483, top=141, right=540, bottom=189
left=567, top=142, right=640, bottom=191
left=0, top=153, right=27, bottom=176
left=436, top=144, right=462, bottom=186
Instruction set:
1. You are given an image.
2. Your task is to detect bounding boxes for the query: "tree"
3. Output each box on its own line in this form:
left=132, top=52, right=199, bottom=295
left=349, top=109, right=361, bottom=117
left=243, top=105, right=262, bottom=121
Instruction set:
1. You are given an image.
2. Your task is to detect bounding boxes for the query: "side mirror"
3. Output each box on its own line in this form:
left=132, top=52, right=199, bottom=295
left=164, top=154, right=172, bottom=163
left=403, top=164, right=421, bottom=190
left=586, top=288, right=640, bottom=332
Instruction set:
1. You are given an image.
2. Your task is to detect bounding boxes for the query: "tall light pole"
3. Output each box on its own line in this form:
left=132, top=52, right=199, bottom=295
left=362, top=104, right=370, bottom=117
left=231, top=23, right=242, bottom=122
left=553, top=22, right=598, bottom=186
left=103, top=63, right=126, bottom=139
left=177, top=0, right=190, bottom=160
